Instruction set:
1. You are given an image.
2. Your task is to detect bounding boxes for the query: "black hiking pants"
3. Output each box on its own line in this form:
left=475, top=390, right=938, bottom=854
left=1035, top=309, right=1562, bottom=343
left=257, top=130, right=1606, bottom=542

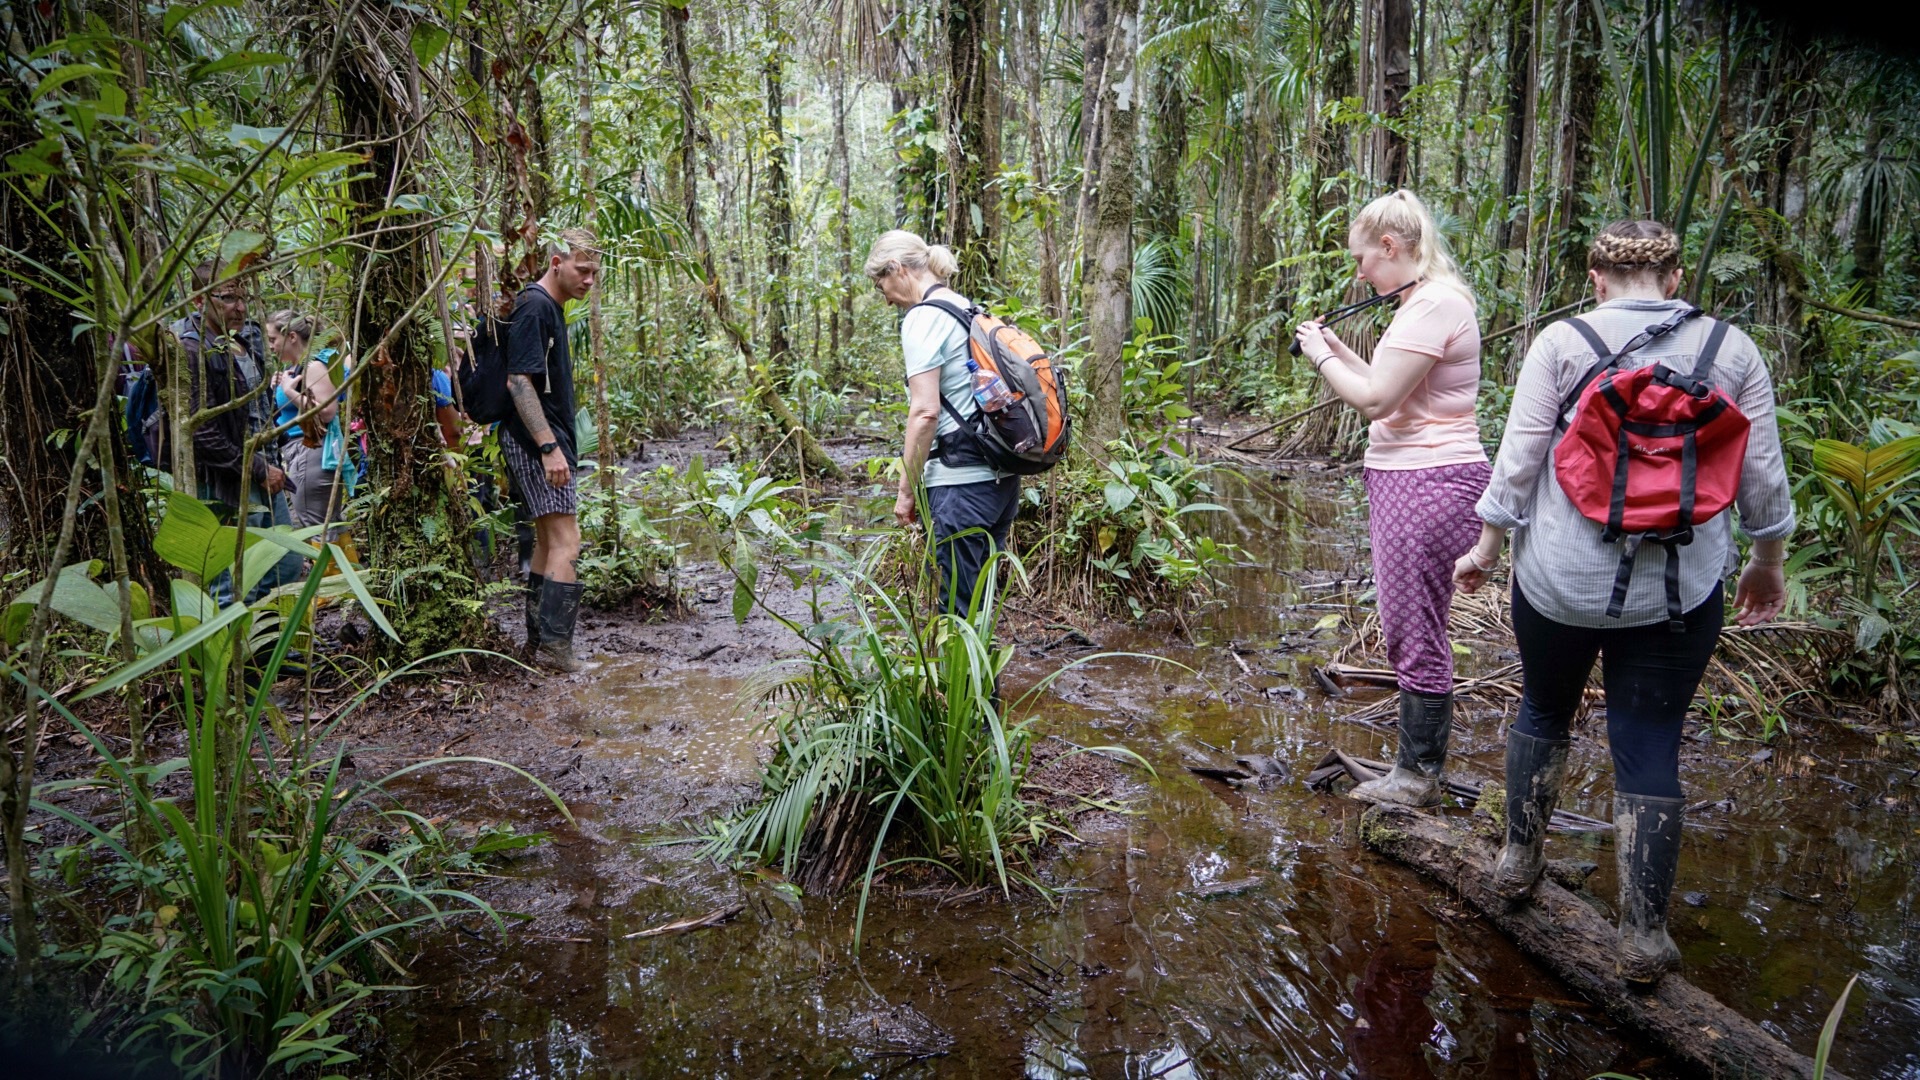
left=1509, top=580, right=1723, bottom=799
left=927, top=476, right=1020, bottom=617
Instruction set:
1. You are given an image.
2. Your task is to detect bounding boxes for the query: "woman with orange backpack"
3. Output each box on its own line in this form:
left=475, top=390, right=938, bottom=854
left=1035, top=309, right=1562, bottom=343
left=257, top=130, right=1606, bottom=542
left=1293, top=190, right=1491, bottom=809
left=1453, top=220, right=1793, bottom=985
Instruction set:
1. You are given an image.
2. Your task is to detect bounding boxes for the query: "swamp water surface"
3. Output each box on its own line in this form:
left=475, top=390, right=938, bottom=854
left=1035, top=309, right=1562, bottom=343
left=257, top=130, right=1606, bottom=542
left=380, top=472, right=1920, bottom=1078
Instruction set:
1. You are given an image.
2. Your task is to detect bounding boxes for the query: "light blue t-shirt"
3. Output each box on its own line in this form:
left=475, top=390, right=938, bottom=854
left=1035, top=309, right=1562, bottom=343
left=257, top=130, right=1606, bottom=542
left=902, top=292, right=1004, bottom=488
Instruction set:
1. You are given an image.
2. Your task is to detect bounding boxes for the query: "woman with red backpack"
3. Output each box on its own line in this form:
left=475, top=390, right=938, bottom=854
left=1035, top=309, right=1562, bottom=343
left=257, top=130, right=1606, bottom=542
left=1453, top=220, right=1793, bottom=985
left=1294, top=189, right=1491, bottom=809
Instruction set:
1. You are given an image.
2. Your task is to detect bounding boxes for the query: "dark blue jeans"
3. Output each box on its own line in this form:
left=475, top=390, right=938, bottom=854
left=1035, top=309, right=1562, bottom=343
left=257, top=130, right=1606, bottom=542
left=1510, top=581, right=1723, bottom=798
left=926, top=477, right=1020, bottom=616
left=200, top=480, right=305, bottom=606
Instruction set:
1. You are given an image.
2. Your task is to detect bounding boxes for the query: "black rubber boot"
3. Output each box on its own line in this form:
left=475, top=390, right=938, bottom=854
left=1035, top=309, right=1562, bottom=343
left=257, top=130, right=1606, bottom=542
left=1352, top=690, right=1451, bottom=808
left=1491, top=728, right=1571, bottom=899
left=516, top=518, right=536, bottom=581
left=1615, top=793, right=1685, bottom=985
left=534, top=579, right=591, bottom=674
left=524, top=572, right=545, bottom=654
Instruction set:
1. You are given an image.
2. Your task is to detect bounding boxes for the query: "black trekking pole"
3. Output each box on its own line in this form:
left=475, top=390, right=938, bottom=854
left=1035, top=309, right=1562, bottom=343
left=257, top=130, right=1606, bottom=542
left=1288, top=279, right=1419, bottom=357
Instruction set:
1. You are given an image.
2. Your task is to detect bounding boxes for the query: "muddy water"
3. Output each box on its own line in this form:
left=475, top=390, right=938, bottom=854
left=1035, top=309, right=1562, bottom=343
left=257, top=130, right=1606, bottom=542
left=380, top=471, right=1919, bottom=1078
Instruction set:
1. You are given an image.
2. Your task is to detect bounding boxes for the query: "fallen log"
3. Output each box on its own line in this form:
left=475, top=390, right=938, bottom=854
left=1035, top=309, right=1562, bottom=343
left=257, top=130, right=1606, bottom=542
left=1359, top=804, right=1845, bottom=1080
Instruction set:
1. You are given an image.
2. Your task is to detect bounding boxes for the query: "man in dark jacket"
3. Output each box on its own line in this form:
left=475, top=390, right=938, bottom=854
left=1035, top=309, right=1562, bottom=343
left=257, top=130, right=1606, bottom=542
left=175, top=257, right=301, bottom=603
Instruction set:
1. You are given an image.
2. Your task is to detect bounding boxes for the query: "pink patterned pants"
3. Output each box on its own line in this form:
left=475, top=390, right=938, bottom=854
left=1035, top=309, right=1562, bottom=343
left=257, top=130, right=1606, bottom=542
left=1363, top=461, right=1493, bottom=695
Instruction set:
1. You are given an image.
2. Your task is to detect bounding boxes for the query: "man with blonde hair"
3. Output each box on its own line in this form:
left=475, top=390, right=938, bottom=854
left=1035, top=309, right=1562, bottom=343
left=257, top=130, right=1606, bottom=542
left=504, top=226, right=601, bottom=671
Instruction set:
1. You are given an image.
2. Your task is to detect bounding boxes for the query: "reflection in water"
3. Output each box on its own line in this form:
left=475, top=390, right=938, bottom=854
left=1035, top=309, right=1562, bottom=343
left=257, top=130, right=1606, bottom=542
left=379, top=473, right=1919, bottom=1078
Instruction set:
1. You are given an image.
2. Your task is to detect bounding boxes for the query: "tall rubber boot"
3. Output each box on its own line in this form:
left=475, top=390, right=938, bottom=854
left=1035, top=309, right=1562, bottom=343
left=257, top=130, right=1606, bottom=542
left=1615, top=793, right=1685, bottom=985
left=1490, top=728, right=1571, bottom=899
left=534, top=579, right=592, bottom=674
left=523, top=572, right=545, bottom=656
left=1351, top=691, right=1451, bottom=808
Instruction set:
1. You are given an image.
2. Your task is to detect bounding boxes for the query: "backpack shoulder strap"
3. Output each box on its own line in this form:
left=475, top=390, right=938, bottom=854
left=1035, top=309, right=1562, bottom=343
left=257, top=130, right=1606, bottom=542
left=1689, top=318, right=1732, bottom=384
left=910, top=296, right=977, bottom=338
left=1556, top=318, right=1620, bottom=429
left=1554, top=308, right=1703, bottom=429
left=1564, top=316, right=1610, bottom=358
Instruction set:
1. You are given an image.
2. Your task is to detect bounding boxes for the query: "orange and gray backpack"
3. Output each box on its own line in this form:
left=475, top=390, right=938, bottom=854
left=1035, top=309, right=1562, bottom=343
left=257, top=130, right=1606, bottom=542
left=915, top=287, right=1071, bottom=475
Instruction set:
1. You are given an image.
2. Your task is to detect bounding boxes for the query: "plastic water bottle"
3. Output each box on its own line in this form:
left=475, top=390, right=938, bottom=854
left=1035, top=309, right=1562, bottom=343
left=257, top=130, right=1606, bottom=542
left=967, top=360, right=1015, bottom=413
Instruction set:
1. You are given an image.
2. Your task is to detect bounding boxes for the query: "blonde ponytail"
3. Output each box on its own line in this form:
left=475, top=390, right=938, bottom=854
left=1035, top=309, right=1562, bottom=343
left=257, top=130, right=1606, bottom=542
left=1353, top=189, right=1472, bottom=303
left=864, top=229, right=957, bottom=283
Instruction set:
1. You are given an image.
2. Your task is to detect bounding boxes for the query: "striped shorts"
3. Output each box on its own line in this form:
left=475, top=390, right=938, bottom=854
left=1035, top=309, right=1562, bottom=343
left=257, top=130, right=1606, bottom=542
left=501, top=433, right=578, bottom=519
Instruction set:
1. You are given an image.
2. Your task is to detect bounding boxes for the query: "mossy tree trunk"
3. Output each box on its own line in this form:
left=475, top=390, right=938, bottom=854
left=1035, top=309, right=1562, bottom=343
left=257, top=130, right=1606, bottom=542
left=335, top=9, right=481, bottom=657
left=943, top=0, right=998, bottom=294
left=1082, top=0, right=1138, bottom=450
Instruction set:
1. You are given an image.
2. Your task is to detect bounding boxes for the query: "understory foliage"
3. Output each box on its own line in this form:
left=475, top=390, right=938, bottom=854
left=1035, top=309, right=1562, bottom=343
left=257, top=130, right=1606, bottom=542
left=4, top=510, right=566, bottom=1076
left=685, top=460, right=1147, bottom=940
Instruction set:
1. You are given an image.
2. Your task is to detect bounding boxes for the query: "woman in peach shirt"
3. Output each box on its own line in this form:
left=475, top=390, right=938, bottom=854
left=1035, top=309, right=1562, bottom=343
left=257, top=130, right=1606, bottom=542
left=1294, top=189, right=1490, bottom=808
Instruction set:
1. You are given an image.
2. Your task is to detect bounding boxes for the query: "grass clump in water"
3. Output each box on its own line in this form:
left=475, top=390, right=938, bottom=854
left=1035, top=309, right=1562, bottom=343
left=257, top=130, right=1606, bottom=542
left=685, top=466, right=1148, bottom=945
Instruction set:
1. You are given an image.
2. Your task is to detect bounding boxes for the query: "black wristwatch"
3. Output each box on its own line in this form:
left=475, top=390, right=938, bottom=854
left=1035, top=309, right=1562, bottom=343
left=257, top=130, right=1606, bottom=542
left=537, top=441, right=559, bottom=455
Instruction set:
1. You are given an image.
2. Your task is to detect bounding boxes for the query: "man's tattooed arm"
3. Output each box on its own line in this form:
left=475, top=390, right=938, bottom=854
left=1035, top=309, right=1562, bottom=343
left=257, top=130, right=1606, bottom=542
left=508, top=374, right=554, bottom=445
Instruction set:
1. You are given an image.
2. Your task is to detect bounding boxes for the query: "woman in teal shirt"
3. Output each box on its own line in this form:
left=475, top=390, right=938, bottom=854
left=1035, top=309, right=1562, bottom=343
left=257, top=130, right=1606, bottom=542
left=266, top=310, right=340, bottom=530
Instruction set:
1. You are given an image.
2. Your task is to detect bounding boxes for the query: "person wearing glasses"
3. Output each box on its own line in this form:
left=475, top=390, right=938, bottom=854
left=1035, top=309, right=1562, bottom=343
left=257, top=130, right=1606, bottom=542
left=174, top=256, right=300, bottom=603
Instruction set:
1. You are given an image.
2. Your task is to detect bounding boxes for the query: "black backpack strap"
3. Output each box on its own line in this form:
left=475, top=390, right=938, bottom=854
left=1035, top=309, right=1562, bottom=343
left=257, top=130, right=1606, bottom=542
left=910, top=297, right=976, bottom=337
left=1564, top=316, right=1610, bottom=357
left=1555, top=308, right=1702, bottom=431
left=1688, top=318, right=1732, bottom=384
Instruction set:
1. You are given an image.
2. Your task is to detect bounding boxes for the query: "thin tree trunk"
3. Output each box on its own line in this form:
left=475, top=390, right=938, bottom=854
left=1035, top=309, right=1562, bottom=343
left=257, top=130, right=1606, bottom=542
left=1023, top=0, right=1066, bottom=324
left=1074, top=0, right=1111, bottom=266
left=1083, top=0, right=1139, bottom=449
left=944, top=0, right=998, bottom=293
left=830, top=59, right=855, bottom=358
left=663, top=1, right=838, bottom=479
left=1377, top=0, right=1412, bottom=187
left=1495, top=0, right=1535, bottom=251
left=576, top=11, right=613, bottom=494
left=763, top=48, right=795, bottom=379
left=1553, top=0, right=1600, bottom=303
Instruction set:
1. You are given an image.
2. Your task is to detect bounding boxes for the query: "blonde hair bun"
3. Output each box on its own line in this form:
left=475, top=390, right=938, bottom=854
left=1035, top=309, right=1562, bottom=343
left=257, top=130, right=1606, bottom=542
left=864, top=229, right=957, bottom=283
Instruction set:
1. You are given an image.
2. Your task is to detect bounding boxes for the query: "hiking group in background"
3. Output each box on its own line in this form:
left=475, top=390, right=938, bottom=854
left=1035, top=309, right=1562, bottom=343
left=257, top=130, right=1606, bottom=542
left=119, top=195, right=1796, bottom=995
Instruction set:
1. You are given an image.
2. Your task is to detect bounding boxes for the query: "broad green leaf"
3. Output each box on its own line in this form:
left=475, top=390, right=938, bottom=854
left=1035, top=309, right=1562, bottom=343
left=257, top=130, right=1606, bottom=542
left=4, top=561, right=118, bottom=643
left=32, top=64, right=118, bottom=100
left=153, top=491, right=234, bottom=580
left=1102, top=481, right=1136, bottom=515
left=410, top=22, right=452, bottom=67
left=238, top=533, right=297, bottom=598
left=225, top=123, right=288, bottom=148
left=69, top=601, right=251, bottom=702
left=190, top=51, right=292, bottom=80
left=165, top=0, right=244, bottom=37
left=278, top=150, right=365, bottom=189
left=327, top=543, right=398, bottom=642
left=731, top=535, right=758, bottom=624
left=218, top=229, right=270, bottom=266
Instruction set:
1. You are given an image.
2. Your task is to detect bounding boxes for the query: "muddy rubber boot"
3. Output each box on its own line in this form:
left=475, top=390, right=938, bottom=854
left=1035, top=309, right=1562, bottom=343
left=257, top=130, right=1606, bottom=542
left=1491, top=728, right=1571, bottom=899
left=523, top=572, right=545, bottom=657
left=1351, top=691, right=1451, bottom=808
left=1615, top=793, right=1685, bottom=985
left=534, top=579, right=593, bottom=674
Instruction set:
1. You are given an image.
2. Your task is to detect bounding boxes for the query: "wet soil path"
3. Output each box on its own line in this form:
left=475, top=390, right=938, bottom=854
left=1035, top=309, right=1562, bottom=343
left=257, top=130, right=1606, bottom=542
left=365, top=445, right=1919, bottom=1078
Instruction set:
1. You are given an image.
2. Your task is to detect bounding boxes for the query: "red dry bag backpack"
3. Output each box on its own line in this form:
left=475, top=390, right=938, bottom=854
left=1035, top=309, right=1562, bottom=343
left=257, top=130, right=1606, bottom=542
left=1553, top=308, right=1751, bottom=629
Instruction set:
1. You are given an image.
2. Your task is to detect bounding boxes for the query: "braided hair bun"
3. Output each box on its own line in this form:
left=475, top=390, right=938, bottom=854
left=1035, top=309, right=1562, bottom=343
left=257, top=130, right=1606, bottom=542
left=1588, top=220, right=1681, bottom=277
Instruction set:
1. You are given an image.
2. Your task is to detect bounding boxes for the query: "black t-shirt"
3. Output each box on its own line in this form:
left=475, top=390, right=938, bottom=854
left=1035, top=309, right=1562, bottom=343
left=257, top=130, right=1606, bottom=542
left=503, top=283, right=576, bottom=464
